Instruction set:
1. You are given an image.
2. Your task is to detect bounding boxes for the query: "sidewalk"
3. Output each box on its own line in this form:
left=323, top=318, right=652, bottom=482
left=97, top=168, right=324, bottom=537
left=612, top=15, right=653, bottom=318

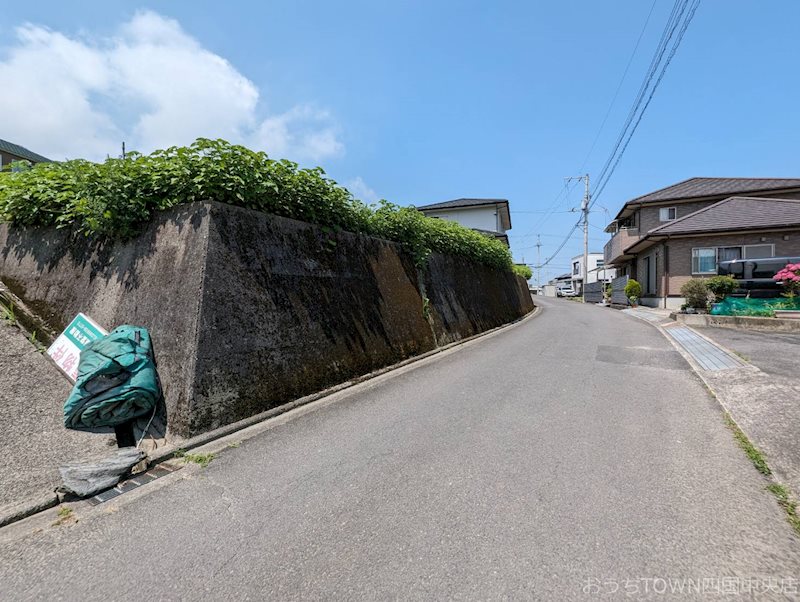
left=693, top=326, right=800, bottom=498
left=622, top=306, right=800, bottom=499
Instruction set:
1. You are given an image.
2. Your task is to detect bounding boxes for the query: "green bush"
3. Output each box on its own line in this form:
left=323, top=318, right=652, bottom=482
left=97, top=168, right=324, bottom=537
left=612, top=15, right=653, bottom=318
left=680, top=278, right=711, bottom=309
left=624, top=279, right=642, bottom=302
left=706, top=275, right=738, bottom=302
left=0, top=139, right=512, bottom=271
left=512, top=264, right=532, bottom=280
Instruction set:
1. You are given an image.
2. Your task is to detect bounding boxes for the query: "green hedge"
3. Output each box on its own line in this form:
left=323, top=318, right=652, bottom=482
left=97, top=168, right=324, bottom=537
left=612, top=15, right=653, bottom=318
left=0, top=138, right=512, bottom=270
left=512, top=264, right=532, bottom=280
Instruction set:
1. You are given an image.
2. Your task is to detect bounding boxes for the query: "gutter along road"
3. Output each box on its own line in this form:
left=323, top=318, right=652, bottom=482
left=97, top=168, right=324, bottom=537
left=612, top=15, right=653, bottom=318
left=3, top=297, right=800, bottom=599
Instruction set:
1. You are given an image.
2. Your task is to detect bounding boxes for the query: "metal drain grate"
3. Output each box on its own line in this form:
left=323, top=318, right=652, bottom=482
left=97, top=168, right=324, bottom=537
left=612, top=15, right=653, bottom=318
left=87, top=463, right=180, bottom=506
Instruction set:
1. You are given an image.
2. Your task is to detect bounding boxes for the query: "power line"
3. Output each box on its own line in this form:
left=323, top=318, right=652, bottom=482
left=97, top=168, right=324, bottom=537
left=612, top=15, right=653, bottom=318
left=591, top=0, right=686, bottom=199
left=591, top=0, right=700, bottom=207
left=577, top=0, right=658, bottom=174
left=591, top=0, right=701, bottom=207
left=534, top=0, right=701, bottom=269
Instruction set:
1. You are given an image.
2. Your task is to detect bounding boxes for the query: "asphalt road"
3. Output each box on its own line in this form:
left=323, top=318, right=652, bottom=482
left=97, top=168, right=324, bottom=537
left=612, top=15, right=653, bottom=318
left=3, top=297, right=800, bottom=600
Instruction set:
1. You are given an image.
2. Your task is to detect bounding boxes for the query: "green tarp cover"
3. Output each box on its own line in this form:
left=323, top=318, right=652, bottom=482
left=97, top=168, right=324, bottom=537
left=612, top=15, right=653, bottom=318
left=711, top=297, right=800, bottom=316
left=64, top=325, right=161, bottom=431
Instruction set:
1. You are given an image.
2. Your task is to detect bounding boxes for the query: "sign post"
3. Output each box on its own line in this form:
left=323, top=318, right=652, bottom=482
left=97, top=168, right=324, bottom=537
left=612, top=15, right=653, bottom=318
left=47, top=313, right=108, bottom=382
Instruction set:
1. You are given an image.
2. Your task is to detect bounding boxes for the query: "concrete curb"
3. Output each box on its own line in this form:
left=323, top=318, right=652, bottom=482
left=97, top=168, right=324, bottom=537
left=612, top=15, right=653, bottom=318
left=1, top=303, right=541, bottom=530
left=0, top=493, right=59, bottom=529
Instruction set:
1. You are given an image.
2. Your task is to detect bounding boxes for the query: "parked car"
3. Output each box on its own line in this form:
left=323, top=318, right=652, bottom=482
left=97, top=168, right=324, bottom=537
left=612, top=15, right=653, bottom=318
left=557, top=287, right=578, bottom=297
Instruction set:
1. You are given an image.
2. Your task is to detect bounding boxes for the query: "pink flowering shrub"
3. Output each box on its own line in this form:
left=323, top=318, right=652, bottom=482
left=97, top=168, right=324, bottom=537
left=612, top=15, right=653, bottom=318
left=773, top=262, right=800, bottom=297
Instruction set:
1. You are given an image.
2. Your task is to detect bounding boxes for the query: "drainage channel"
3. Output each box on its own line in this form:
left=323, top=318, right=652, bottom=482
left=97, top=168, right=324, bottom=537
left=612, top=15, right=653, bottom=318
left=86, top=462, right=181, bottom=506
left=663, top=326, right=745, bottom=371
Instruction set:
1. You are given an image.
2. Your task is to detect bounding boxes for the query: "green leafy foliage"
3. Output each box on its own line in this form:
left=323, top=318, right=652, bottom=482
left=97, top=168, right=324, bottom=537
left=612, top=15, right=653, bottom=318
left=680, top=278, right=711, bottom=309
left=0, top=139, right=512, bottom=271
left=706, top=275, right=738, bottom=302
left=624, top=279, right=642, bottom=302
left=512, top=264, right=532, bottom=280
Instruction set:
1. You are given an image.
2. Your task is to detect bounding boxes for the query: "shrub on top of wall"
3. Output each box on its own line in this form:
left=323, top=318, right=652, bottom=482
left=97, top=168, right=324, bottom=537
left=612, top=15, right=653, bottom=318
left=512, top=264, right=532, bottom=280
left=0, top=138, right=512, bottom=271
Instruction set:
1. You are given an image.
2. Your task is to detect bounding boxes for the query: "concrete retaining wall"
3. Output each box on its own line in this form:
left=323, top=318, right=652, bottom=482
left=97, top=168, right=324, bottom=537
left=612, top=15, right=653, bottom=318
left=0, top=202, right=533, bottom=438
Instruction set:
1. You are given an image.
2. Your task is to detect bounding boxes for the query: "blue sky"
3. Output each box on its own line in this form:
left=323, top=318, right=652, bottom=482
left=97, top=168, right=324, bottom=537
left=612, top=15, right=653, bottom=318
left=2, top=1, right=798, bottom=280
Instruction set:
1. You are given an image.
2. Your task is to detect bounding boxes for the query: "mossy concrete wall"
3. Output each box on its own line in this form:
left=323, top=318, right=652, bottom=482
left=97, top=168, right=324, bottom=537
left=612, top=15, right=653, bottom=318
left=0, top=202, right=533, bottom=438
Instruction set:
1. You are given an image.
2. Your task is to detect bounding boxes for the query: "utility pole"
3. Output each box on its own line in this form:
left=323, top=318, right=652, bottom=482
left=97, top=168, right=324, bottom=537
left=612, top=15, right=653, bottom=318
left=566, top=174, right=591, bottom=299
left=535, top=235, right=542, bottom=288
left=582, top=173, right=590, bottom=301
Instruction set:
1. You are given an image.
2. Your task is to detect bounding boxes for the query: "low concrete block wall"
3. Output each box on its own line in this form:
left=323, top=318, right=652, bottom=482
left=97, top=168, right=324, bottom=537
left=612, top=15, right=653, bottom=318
left=671, top=312, right=800, bottom=333
left=0, top=202, right=534, bottom=438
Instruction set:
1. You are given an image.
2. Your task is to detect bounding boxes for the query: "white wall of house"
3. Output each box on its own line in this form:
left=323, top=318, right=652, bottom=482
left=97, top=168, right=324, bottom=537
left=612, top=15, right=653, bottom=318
left=421, top=206, right=504, bottom=234
left=570, top=253, right=606, bottom=292
left=586, top=266, right=617, bottom=285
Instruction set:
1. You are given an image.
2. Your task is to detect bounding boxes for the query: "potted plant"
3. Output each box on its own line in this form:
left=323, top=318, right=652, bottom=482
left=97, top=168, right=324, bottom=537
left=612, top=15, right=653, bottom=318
left=624, top=279, right=642, bottom=307
left=603, top=283, right=612, bottom=305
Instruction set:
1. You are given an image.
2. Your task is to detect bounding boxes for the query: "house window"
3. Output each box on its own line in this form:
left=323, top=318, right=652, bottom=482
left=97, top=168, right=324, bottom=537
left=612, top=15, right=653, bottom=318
left=743, top=244, right=774, bottom=259
left=573, top=262, right=580, bottom=275
left=717, top=246, right=742, bottom=263
left=596, top=260, right=604, bottom=267
left=659, top=207, right=677, bottom=221
left=692, top=248, right=717, bottom=274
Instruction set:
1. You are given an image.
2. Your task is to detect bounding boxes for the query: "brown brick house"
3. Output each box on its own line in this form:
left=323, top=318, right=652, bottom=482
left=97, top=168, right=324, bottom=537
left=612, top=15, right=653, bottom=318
left=0, top=138, right=51, bottom=169
left=604, top=178, right=800, bottom=308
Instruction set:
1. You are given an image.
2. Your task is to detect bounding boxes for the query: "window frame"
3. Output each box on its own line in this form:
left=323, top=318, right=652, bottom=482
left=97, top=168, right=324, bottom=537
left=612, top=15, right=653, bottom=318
left=691, top=244, right=776, bottom=275
left=691, top=247, right=717, bottom=275
left=743, top=243, right=775, bottom=259
left=659, top=207, right=677, bottom=222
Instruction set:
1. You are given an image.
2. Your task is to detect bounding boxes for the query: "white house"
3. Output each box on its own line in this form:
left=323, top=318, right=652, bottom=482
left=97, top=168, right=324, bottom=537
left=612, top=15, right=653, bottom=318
left=415, top=198, right=511, bottom=247
left=570, top=252, right=607, bottom=294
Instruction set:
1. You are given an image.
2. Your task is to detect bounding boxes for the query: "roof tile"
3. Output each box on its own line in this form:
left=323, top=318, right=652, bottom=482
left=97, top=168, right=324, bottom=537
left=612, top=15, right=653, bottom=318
left=649, top=196, right=800, bottom=235
left=629, top=177, right=800, bottom=204
left=0, top=139, right=51, bottom=164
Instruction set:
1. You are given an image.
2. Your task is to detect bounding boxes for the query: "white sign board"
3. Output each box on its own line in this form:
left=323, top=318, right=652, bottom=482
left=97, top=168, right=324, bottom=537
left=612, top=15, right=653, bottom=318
left=47, top=313, right=108, bottom=382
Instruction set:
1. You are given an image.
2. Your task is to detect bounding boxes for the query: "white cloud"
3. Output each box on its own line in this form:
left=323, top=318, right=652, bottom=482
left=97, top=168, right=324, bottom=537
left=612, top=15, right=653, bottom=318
left=0, top=11, right=343, bottom=162
left=254, top=105, right=343, bottom=163
left=345, top=176, right=380, bottom=204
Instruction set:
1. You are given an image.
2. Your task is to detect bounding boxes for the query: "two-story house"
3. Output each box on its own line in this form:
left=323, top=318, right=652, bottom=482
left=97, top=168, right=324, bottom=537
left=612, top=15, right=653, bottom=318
left=416, top=198, right=511, bottom=247
left=604, top=178, right=800, bottom=308
left=570, top=252, right=608, bottom=294
left=0, top=138, right=51, bottom=169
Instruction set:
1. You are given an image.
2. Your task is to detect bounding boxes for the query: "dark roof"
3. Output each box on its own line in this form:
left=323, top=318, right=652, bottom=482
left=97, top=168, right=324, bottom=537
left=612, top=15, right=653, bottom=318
left=649, top=196, right=800, bottom=235
left=0, top=139, right=51, bottom=163
left=624, top=197, right=800, bottom=256
left=628, top=177, right=800, bottom=205
left=415, top=198, right=508, bottom=211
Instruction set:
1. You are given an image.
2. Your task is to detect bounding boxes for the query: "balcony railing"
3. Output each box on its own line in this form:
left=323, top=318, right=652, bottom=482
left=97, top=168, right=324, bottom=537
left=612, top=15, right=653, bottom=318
left=604, top=228, right=640, bottom=265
